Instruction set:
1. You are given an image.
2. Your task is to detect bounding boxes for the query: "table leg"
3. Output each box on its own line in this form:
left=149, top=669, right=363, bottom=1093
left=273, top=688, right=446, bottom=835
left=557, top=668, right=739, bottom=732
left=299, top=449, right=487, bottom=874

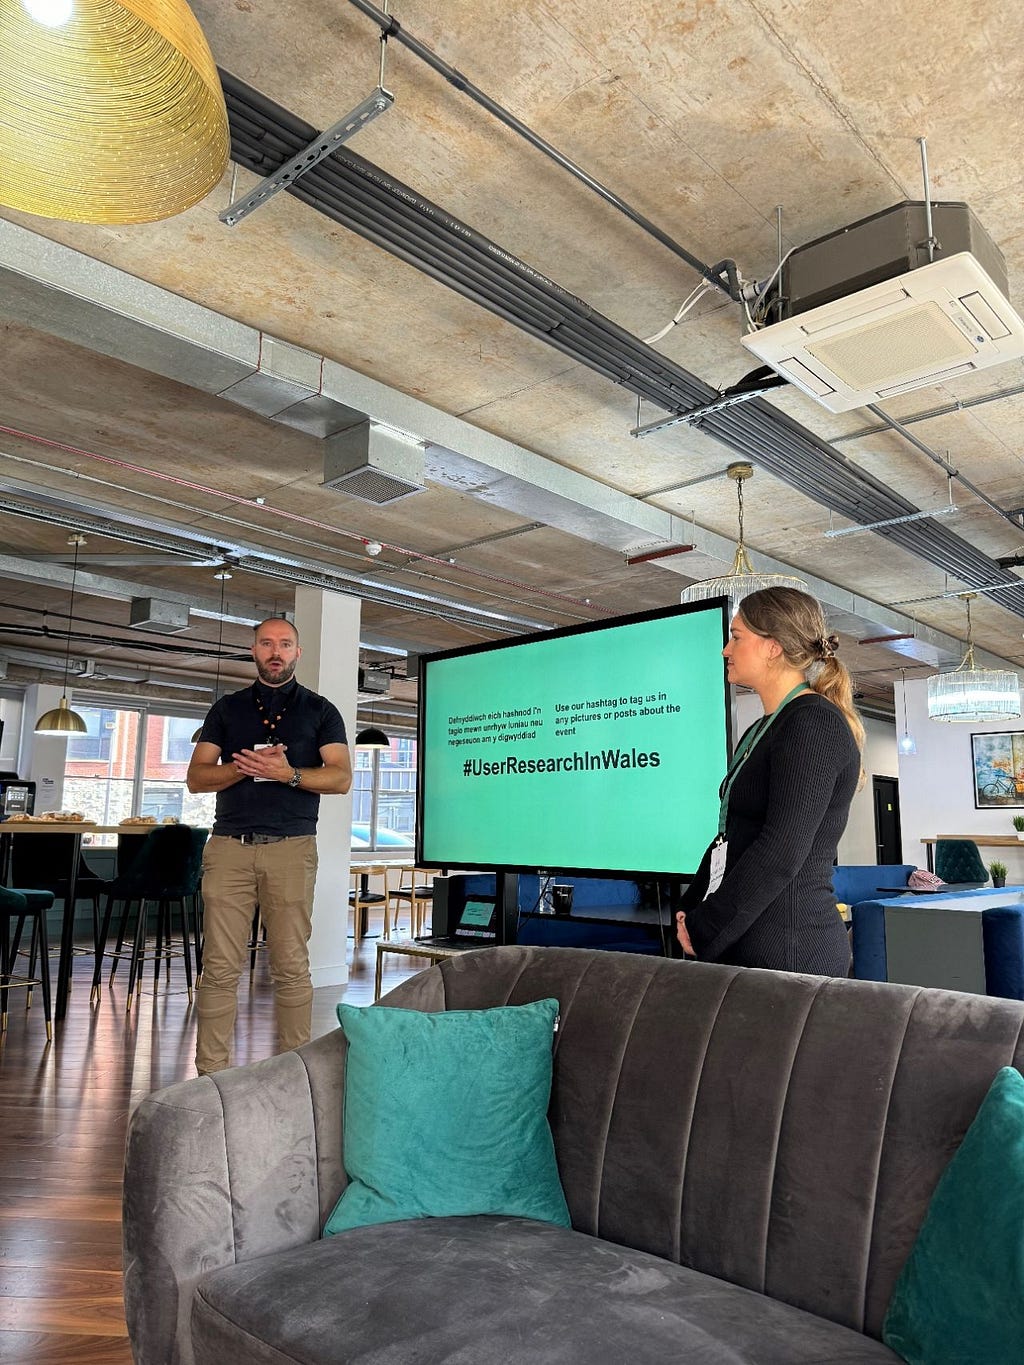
left=55, top=833, right=82, bottom=1023
left=374, top=942, right=384, bottom=1001
left=359, top=873, right=370, bottom=938
left=926, top=845, right=934, bottom=872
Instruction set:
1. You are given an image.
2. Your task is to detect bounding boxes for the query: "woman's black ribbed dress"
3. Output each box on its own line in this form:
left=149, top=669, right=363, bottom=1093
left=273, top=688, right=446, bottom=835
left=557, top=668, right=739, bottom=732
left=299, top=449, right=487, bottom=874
left=682, top=692, right=860, bottom=977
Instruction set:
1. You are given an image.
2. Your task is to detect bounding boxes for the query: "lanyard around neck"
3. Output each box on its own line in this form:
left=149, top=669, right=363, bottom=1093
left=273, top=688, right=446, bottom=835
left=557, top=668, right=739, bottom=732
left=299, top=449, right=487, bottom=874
left=717, top=683, right=810, bottom=836
left=253, top=682, right=294, bottom=740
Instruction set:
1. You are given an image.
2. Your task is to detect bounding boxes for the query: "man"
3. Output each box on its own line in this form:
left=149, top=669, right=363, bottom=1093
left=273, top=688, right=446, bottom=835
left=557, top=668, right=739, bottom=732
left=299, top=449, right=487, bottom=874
left=187, top=617, right=352, bottom=1074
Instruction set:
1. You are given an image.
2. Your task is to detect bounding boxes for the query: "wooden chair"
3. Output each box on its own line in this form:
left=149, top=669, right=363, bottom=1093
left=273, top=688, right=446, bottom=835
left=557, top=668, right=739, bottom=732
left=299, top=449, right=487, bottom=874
left=349, top=865, right=387, bottom=944
left=385, top=866, right=434, bottom=938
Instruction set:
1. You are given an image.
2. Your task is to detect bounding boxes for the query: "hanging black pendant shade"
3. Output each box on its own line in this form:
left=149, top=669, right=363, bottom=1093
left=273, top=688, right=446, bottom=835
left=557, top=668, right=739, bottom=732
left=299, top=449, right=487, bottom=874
left=355, top=725, right=390, bottom=750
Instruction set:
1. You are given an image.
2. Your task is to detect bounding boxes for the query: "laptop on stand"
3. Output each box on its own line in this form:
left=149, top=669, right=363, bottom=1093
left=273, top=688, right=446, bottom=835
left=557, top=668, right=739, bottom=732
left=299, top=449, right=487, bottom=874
left=414, top=896, right=498, bottom=950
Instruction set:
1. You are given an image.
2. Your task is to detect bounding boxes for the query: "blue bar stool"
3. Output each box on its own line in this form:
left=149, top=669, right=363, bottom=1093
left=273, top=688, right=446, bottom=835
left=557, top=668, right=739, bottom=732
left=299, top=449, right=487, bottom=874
left=1, top=883, right=55, bottom=1040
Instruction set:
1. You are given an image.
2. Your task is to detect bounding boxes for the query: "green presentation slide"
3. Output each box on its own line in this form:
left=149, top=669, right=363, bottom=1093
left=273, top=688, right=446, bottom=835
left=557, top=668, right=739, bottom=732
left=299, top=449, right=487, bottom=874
left=420, top=605, right=729, bottom=875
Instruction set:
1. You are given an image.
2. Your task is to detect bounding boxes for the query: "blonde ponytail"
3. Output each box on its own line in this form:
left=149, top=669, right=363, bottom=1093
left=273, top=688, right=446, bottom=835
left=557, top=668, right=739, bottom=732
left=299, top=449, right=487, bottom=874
left=738, top=587, right=865, bottom=765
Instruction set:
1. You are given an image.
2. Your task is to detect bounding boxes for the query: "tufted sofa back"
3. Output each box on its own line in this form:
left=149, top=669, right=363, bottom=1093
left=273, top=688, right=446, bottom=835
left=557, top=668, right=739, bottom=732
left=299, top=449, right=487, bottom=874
left=382, top=946, right=1024, bottom=1342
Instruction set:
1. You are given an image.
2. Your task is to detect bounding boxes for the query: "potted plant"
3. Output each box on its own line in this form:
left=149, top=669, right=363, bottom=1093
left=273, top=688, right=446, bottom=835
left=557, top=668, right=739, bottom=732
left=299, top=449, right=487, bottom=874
left=1014, top=816, right=1024, bottom=840
left=990, top=860, right=1008, bottom=889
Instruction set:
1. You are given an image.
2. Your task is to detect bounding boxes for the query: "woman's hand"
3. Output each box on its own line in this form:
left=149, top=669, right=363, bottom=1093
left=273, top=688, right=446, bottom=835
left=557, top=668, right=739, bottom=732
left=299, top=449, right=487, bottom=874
left=676, top=911, right=695, bottom=957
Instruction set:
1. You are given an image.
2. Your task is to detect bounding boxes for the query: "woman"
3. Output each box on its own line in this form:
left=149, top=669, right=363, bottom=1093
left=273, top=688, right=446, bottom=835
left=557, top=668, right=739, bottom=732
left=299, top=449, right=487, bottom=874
left=676, top=586, right=864, bottom=976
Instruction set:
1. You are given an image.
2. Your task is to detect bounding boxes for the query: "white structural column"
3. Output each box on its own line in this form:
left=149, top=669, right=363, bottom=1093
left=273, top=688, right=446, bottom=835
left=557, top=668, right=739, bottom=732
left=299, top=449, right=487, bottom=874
left=294, top=586, right=360, bottom=989
left=19, top=683, right=69, bottom=812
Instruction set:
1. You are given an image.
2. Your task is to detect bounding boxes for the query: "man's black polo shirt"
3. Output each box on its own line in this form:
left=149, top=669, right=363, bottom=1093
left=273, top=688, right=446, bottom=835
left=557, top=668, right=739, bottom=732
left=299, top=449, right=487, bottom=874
left=197, top=679, right=348, bottom=837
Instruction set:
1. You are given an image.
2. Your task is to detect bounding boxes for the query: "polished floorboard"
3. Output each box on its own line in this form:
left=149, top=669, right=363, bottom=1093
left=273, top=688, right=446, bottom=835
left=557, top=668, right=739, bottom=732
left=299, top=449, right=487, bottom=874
left=0, top=912, right=423, bottom=1364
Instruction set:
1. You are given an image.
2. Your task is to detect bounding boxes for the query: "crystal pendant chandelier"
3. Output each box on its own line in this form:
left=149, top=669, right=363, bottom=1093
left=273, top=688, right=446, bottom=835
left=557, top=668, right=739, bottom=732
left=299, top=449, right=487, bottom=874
left=0, top=0, right=229, bottom=224
left=679, top=463, right=808, bottom=606
left=926, top=594, right=1021, bottom=723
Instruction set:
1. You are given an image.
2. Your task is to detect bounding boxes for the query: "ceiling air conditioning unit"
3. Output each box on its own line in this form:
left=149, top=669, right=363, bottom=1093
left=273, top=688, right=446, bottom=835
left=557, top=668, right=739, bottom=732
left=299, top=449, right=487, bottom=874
left=741, top=201, right=1024, bottom=413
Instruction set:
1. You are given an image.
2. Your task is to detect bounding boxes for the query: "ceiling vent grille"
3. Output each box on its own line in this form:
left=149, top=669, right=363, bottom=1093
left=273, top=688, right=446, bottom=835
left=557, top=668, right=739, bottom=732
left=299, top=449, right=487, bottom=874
left=322, top=420, right=424, bottom=504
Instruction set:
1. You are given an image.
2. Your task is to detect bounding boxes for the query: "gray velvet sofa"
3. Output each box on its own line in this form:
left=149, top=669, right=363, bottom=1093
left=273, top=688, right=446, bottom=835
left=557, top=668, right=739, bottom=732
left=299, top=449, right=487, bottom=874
left=123, top=946, right=1024, bottom=1364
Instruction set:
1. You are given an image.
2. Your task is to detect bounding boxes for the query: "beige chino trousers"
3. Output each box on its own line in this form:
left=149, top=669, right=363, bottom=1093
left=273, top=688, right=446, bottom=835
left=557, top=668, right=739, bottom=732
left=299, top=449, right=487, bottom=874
left=195, top=834, right=318, bottom=1075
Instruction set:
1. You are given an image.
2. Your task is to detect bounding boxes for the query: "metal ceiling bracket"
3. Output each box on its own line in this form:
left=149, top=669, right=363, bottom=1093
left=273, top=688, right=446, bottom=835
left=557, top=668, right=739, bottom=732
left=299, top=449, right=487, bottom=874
left=219, top=87, right=395, bottom=227
left=630, top=386, right=774, bottom=437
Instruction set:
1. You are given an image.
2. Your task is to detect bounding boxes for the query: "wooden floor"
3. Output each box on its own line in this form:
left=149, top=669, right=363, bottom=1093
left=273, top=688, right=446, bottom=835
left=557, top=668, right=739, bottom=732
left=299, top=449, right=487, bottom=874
left=0, top=913, right=423, bottom=1364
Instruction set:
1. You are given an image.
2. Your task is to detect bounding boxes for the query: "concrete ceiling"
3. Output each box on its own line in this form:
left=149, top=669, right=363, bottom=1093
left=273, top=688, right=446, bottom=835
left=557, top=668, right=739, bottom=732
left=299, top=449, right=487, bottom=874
left=3, top=0, right=1024, bottom=726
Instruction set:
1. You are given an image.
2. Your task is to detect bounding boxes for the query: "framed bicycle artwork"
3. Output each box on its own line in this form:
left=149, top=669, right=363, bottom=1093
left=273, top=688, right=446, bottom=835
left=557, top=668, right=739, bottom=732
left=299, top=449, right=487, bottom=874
left=971, top=731, right=1024, bottom=808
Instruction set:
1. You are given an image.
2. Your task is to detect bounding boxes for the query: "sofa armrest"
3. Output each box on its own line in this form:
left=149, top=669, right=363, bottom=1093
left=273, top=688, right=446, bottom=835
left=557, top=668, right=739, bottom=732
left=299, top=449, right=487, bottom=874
left=123, top=1037, right=345, bottom=1365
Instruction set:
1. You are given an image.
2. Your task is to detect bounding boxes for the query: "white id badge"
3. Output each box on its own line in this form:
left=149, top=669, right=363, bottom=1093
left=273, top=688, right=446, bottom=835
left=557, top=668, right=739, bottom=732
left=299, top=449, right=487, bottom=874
left=705, top=840, right=727, bottom=899
left=252, top=741, right=278, bottom=782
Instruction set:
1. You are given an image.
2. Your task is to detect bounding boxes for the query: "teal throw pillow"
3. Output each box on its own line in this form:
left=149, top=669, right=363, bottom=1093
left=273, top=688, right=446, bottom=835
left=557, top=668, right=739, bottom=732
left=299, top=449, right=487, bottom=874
left=882, top=1065, right=1024, bottom=1363
left=323, top=998, right=570, bottom=1236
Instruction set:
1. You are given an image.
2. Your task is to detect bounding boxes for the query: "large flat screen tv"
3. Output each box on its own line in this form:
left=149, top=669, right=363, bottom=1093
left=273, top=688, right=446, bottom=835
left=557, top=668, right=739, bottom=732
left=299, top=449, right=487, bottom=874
left=417, top=599, right=731, bottom=877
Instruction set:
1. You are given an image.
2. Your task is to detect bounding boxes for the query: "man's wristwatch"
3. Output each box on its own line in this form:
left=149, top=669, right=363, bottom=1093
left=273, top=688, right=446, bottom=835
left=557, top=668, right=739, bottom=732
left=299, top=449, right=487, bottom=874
left=287, top=767, right=302, bottom=788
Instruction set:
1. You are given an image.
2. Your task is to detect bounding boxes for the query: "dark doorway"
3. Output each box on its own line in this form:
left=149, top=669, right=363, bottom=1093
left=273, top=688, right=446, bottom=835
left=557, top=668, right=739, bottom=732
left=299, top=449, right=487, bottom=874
left=873, top=775, right=902, bottom=864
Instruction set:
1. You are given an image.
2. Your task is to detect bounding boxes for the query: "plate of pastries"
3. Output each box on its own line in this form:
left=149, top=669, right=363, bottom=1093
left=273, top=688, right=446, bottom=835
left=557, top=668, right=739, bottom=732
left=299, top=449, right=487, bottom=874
left=4, top=810, right=88, bottom=822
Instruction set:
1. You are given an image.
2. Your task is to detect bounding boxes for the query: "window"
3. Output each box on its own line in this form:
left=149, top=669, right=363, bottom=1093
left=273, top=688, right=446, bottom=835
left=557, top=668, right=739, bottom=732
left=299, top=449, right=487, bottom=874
left=0, top=690, right=24, bottom=772
left=351, top=735, right=417, bottom=850
left=162, top=716, right=199, bottom=765
left=65, top=705, right=137, bottom=825
left=66, top=706, right=118, bottom=763
left=62, top=703, right=215, bottom=840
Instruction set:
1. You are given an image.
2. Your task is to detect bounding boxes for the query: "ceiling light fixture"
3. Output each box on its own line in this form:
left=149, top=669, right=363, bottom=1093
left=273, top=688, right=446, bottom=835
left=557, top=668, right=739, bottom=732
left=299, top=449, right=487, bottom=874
left=679, top=463, right=808, bottom=607
left=926, top=594, right=1021, bottom=723
left=897, top=669, right=917, bottom=755
left=355, top=694, right=390, bottom=751
left=354, top=725, right=390, bottom=750
left=1, top=0, right=229, bottom=224
left=35, top=532, right=88, bottom=734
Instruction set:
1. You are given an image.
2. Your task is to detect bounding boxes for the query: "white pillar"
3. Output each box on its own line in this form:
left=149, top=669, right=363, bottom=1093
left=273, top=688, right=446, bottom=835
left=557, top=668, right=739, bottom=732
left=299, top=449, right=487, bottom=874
left=19, top=683, right=68, bottom=812
left=293, top=586, right=360, bottom=989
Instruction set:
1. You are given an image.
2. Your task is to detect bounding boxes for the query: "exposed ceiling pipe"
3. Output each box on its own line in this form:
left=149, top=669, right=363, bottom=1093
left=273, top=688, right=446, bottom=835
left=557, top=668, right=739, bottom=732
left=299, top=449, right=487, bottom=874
left=220, top=73, right=1024, bottom=619
left=833, top=381, right=1024, bottom=443
left=338, top=4, right=742, bottom=302
left=0, top=645, right=216, bottom=692
left=0, top=423, right=598, bottom=617
left=0, top=222, right=1011, bottom=672
left=864, top=403, right=1020, bottom=533
left=0, top=486, right=551, bottom=636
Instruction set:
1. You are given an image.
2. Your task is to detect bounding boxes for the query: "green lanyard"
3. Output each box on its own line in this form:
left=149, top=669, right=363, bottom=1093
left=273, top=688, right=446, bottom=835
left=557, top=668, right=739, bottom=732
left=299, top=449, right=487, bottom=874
left=717, top=683, right=810, bottom=836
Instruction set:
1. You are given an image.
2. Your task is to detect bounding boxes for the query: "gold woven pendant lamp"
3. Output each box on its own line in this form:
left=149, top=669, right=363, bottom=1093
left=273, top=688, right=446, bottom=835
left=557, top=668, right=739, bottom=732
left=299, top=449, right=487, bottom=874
left=0, top=0, right=229, bottom=224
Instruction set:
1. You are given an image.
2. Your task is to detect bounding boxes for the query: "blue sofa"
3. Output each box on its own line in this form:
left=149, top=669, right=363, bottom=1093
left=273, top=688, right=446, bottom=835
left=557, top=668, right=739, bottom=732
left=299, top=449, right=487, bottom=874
left=852, top=886, right=1024, bottom=999
left=832, top=864, right=914, bottom=907
left=444, top=872, right=665, bottom=954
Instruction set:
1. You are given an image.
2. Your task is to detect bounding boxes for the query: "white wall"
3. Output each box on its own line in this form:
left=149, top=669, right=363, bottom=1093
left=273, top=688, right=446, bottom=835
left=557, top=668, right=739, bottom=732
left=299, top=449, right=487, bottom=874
left=896, top=677, right=1024, bottom=875
left=840, top=715, right=898, bottom=864
left=294, top=587, right=360, bottom=991
left=733, top=691, right=897, bottom=865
